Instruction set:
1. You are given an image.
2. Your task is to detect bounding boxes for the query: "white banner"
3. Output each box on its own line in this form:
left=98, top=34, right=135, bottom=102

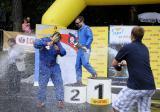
left=109, top=26, right=134, bottom=44
left=16, top=35, right=36, bottom=46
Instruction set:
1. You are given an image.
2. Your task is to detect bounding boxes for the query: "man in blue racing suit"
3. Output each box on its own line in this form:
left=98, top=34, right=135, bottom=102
left=74, top=16, right=97, bottom=85
left=34, top=32, right=66, bottom=108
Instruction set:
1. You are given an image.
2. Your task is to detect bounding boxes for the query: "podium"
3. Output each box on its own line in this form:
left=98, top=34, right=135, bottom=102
left=64, top=77, right=112, bottom=105
left=64, top=84, right=87, bottom=103
left=87, top=77, right=112, bottom=105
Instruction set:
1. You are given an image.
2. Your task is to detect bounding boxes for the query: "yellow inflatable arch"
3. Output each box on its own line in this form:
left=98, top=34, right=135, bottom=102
left=42, top=0, right=160, bottom=27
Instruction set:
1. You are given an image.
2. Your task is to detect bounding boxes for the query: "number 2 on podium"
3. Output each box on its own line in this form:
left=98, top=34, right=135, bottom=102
left=71, top=89, right=80, bottom=101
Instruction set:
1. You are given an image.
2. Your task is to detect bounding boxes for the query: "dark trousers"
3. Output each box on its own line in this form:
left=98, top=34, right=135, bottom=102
left=7, top=63, right=21, bottom=94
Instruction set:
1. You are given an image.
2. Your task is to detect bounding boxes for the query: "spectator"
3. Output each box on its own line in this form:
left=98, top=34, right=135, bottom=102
left=22, top=18, right=31, bottom=34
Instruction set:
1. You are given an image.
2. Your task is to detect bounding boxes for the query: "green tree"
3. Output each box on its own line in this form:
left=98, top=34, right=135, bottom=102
left=0, top=0, right=55, bottom=31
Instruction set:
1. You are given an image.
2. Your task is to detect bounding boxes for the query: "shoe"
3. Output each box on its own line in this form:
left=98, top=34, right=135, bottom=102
left=36, top=101, right=45, bottom=108
left=57, top=101, right=64, bottom=109
left=73, top=80, right=82, bottom=86
left=91, top=73, right=97, bottom=79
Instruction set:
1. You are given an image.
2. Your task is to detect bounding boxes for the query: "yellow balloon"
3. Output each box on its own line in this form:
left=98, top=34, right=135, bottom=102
left=42, top=0, right=86, bottom=27
left=42, top=0, right=160, bottom=27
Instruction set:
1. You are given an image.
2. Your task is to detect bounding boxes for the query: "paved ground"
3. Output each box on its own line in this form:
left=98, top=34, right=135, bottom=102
left=0, top=82, right=113, bottom=112
left=0, top=51, right=159, bottom=112
left=0, top=82, right=159, bottom=112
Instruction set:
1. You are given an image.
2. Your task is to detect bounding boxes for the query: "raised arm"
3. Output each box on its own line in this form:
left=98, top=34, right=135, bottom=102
left=34, top=38, right=47, bottom=49
left=56, top=42, right=66, bottom=56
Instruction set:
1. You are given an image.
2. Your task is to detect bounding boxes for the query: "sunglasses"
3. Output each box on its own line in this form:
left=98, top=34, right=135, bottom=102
left=75, top=21, right=81, bottom=25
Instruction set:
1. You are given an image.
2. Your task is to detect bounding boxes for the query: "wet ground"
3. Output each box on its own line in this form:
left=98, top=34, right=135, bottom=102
left=0, top=51, right=159, bottom=112
left=0, top=82, right=113, bottom=112
left=0, top=82, right=159, bottom=112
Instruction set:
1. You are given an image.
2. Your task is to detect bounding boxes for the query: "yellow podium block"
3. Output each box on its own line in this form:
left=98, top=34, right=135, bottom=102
left=87, top=77, right=112, bottom=105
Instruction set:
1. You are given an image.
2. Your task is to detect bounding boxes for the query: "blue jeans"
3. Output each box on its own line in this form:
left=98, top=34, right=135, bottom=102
left=38, top=64, right=64, bottom=102
left=75, top=49, right=96, bottom=81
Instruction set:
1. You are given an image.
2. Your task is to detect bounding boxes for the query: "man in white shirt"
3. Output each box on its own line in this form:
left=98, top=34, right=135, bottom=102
left=7, top=38, right=25, bottom=94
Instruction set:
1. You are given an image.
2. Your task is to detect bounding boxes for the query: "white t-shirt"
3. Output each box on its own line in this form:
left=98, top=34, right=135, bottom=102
left=8, top=44, right=26, bottom=71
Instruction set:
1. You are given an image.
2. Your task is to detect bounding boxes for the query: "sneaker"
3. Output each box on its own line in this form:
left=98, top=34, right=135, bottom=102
left=36, top=101, right=45, bottom=108
left=57, top=101, right=64, bottom=109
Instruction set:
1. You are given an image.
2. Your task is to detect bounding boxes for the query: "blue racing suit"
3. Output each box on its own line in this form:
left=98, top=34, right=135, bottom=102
left=34, top=37, right=66, bottom=102
left=76, top=24, right=97, bottom=81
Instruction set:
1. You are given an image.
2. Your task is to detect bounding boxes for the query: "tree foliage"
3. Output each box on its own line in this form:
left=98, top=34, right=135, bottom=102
left=0, top=0, right=55, bottom=31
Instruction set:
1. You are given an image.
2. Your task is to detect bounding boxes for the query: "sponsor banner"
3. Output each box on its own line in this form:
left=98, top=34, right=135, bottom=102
left=3, top=31, right=35, bottom=52
left=82, top=27, right=108, bottom=84
left=109, top=26, right=160, bottom=88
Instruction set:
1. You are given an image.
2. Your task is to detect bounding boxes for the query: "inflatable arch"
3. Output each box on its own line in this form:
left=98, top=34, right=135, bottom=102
left=42, top=0, right=160, bottom=27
